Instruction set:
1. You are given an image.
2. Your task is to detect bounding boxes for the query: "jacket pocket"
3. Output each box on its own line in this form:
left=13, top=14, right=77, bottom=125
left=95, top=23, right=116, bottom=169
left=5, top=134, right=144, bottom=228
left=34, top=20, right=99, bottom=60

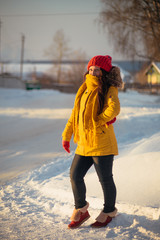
left=96, top=124, right=108, bottom=135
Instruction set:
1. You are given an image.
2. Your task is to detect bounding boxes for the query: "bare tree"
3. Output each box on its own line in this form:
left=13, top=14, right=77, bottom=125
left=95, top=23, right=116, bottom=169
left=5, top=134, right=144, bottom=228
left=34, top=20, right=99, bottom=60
left=66, top=49, right=87, bottom=90
left=44, top=29, right=70, bottom=83
left=99, top=0, right=160, bottom=61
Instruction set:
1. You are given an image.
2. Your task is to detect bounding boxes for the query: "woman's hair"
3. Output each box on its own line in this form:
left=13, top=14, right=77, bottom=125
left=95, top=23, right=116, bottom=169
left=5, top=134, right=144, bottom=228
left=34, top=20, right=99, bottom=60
left=97, top=68, right=111, bottom=115
left=83, top=66, right=122, bottom=115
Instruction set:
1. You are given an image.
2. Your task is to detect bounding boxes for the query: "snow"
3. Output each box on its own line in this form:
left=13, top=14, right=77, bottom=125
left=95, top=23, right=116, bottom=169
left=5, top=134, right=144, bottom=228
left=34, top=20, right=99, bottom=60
left=0, top=88, right=160, bottom=239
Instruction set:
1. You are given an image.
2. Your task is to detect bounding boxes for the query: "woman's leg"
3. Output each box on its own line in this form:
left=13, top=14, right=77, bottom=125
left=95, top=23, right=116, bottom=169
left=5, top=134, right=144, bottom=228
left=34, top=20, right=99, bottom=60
left=92, top=155, right=116, bottom=213
left=70, top=154, right=93, bottom=209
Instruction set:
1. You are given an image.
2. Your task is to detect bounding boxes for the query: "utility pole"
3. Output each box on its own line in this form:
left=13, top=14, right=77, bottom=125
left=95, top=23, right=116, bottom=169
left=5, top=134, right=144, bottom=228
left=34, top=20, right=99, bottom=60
left=0, top=18, right=2, bottom=74
left=20, top=34, right=25, bottom=80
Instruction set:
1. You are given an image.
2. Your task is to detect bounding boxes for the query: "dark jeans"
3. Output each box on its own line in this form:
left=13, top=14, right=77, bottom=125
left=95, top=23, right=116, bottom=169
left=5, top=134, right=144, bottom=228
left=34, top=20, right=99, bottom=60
left=70, top=154, right=116, bottom=213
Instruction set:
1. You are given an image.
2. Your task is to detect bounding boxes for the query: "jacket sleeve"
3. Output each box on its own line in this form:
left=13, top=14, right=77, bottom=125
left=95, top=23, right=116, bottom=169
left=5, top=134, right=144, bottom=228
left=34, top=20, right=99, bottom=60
left=97, top=87, right=120, bottom=126
left=62, top=108, right=74, bottom=141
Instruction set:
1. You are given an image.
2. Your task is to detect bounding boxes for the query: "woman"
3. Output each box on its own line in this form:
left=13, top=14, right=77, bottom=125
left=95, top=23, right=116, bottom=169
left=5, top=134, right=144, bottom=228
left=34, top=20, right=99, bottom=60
left=62, top=55, right=122, bottom=228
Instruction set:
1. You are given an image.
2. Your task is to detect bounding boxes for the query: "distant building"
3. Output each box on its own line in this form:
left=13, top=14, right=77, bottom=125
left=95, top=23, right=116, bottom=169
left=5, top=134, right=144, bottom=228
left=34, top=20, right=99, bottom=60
left=145, top=62, right=160, bottom=85
left=0, top=73, right=25, bottom=89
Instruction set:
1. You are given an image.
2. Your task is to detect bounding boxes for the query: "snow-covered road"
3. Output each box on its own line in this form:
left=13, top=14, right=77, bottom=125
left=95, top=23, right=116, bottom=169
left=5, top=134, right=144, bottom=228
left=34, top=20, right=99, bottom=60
left=0, top=88, right=160, bottom=239
left=0, top=89, right=75, bottom=183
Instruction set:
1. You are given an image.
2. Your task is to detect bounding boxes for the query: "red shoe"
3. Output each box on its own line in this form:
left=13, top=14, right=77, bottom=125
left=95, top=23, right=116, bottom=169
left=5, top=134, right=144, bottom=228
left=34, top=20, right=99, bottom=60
left=91, top=216, right=112, bottom=228
left=68, top=211, right=90, bottom=229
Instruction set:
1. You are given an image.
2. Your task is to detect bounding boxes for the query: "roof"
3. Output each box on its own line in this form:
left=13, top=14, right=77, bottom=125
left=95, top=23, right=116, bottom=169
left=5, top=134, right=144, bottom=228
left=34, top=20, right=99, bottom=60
left=145, top=62, right=160, bottom=75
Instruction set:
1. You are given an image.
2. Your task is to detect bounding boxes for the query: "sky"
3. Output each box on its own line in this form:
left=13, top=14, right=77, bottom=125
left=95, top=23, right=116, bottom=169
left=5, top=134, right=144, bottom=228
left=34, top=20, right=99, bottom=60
left=0, top=0, right=125, bottom=62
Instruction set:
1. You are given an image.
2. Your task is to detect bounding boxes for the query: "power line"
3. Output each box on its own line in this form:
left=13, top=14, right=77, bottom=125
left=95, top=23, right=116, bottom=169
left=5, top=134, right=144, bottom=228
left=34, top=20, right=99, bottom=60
left=0, top=12, right=99, bottom=18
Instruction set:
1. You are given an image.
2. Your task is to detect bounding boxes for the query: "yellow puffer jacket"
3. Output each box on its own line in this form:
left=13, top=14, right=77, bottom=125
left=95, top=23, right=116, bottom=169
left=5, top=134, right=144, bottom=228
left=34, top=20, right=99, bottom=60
left=62, top=84, right=120, bottom=156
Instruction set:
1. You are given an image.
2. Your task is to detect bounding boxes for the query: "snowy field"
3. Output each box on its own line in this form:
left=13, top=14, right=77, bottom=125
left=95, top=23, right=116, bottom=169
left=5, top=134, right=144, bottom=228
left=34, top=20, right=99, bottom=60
left=0, top=88, right=160, bottom=240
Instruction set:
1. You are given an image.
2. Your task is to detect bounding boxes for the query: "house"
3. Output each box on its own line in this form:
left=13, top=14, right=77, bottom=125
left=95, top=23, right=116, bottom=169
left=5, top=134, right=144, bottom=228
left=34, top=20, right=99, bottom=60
left=0, top=73, right=26, bottom=89
left=145, top=62, right=160, bottom=85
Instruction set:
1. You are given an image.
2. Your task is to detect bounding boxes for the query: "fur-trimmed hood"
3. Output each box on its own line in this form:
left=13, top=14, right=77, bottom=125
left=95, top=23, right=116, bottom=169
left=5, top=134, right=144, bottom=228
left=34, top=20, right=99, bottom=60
left=107, top=66, right=123, bottom=88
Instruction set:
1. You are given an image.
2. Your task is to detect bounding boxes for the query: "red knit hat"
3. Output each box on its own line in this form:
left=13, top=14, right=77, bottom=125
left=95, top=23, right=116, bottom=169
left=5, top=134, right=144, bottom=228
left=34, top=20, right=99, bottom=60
left=87, top=55, right=112, bottom=72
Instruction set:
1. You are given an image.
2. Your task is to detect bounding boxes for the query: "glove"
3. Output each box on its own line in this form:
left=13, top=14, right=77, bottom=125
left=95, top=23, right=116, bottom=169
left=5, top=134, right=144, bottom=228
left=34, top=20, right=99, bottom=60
left=107, top=117, right=116, bottom=126
left=62, top=140, right=70, bottom=153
